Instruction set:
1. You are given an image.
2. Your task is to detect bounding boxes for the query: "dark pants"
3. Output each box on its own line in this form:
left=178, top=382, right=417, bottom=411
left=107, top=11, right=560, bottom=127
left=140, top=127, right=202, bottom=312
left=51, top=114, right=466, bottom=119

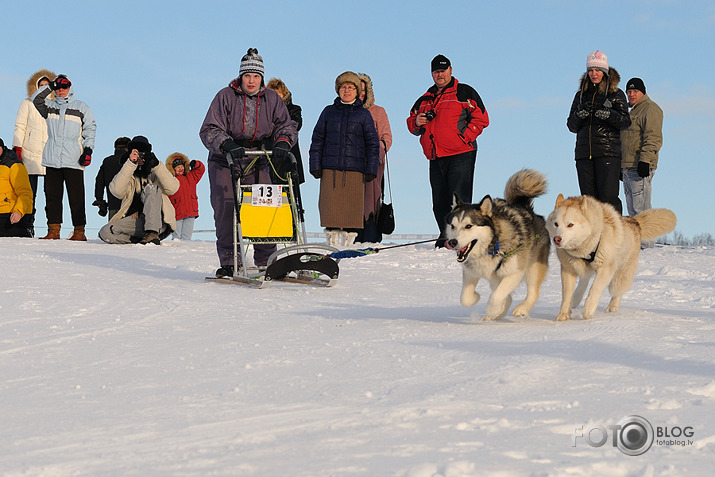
left=429, top=150, right=477, bottom=238
left=208, top=158, right=276, bottom=268
left=0, top=213, right=33, bottom=238
left=576, top=157, right=622, bottom=215
left=44, top=167, right=87, bottom=226
left=356, top=218, right=381, bottom=244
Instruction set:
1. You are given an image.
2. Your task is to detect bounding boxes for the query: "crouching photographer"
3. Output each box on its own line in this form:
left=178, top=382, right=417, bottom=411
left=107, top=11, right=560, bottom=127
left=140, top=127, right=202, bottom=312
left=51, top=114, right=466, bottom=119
left=98, top=136, right=179, bottom=245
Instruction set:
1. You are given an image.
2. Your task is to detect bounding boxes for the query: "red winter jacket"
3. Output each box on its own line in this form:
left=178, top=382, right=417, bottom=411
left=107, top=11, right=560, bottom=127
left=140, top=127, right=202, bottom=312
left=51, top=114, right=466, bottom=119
left=166, top=154, right=205, bottom=220
left=407, top=77, right=489, bottom=159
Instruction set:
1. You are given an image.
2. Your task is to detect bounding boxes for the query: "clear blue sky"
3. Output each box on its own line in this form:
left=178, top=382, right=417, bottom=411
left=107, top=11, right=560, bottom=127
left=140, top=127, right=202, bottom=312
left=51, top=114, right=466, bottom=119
left=2, top=0, right=713, bottom=239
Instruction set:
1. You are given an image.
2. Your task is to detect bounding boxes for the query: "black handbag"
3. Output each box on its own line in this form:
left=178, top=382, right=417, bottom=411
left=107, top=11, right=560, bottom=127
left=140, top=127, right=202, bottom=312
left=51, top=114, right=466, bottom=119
left=377, top=145, right=395, bottom=235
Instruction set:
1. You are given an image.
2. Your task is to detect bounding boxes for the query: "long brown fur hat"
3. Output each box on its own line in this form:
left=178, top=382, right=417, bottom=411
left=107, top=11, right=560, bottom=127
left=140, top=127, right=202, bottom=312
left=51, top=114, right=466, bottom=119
left=27, top=69, right=56, bottom=97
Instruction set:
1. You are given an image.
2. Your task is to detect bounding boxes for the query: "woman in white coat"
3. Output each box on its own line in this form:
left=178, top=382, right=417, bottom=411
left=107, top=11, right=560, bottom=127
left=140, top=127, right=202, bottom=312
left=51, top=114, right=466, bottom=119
left=12, top=69, right=55, bottom=236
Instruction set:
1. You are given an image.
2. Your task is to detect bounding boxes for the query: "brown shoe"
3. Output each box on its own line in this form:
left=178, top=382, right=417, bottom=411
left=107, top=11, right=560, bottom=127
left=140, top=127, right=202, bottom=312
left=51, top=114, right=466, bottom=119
left=39, top=224, right=61, bottom=240
left=68, top=225, right=87, bottom=241
left=140, top=230, right=160, bottom=245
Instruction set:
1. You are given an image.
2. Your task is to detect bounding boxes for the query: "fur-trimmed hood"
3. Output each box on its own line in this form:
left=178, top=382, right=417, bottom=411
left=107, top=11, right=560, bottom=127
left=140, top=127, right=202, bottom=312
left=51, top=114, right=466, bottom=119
left=165, top=152, right=190, bottom=176
left=578, top=67, right=621, bottom=95
left=27, top=69, right=56, bottom=98
left=357, top=73, right=375, bottom=109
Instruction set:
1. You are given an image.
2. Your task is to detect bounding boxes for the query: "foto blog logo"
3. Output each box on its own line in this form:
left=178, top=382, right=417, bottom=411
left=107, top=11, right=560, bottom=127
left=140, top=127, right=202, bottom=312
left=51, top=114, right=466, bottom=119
left=572, top=415, right=654, bottom=456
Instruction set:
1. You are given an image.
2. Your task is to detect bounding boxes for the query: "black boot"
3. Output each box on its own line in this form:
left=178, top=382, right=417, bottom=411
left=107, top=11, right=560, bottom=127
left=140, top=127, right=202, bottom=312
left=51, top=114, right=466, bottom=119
left=215, top=265, right=234, bottom=278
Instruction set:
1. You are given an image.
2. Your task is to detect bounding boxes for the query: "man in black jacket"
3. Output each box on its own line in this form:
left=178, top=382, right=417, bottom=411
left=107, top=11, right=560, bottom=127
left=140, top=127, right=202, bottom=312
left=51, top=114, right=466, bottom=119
left=93, top=136, right=130, bottom=220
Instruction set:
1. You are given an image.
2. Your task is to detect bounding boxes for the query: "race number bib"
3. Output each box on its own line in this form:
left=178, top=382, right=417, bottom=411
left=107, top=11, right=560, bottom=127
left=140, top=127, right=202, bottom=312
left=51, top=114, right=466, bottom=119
left=251, top=184, right=282, bottom=207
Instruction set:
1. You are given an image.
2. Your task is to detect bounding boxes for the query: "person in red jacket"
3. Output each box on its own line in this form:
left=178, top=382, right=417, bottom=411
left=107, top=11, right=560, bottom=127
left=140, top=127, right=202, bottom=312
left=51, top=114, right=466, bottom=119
left=407, top=54, right=489, bottom=248
left=165, top=153, right=205, bottom=241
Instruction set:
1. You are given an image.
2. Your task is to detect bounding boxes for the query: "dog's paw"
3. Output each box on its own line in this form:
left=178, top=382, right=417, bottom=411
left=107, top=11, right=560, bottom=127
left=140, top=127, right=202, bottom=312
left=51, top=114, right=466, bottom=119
left=606, top=297, right=621, bottom=313
left=512, top=303, right=531, bottom=317
left=556, top=312, right=571, bottom=321
left=461, top=291, right=480, bottom=307
left=481, top=314, right=501, bottom=321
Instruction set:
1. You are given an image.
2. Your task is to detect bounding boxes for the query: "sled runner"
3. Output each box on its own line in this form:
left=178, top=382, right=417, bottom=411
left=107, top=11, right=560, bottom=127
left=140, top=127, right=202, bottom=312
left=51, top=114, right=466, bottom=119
left=206, top=149, right=340, bottom=288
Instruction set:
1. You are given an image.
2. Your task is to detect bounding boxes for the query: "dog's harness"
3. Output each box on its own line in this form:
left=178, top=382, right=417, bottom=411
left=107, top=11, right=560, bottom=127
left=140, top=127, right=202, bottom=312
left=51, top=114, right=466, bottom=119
left=582, top=240, right=600, bottom=263
left=488, top=234, right=542, bottom=270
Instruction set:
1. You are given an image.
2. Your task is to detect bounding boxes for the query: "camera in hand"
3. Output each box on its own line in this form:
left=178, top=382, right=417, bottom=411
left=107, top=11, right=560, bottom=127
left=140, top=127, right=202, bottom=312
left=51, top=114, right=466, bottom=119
left=424, top=110, right=436, bottom=121
left=136, top=151, right=146, bottom=165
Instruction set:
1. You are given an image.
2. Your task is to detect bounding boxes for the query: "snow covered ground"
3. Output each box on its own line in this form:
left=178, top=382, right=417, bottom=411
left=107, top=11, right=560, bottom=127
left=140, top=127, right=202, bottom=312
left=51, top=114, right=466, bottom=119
left=1, top=235, right=714, bottom=476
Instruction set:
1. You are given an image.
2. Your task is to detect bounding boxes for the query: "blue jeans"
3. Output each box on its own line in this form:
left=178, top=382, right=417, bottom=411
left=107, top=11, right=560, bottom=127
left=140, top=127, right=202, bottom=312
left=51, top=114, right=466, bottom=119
left=173, top=217, right=196, bottom=240
left=622, top=167, right=653, bottom=216
left=622, top=167, right=655, bottom=247
left=429, top=150, right=477, bottom=238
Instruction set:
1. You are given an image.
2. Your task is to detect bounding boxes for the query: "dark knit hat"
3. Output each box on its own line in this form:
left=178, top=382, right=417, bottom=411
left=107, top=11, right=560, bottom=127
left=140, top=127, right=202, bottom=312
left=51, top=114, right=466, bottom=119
left=625, top=77, right=646, bottom=94
left=239, top=48, right=265, bottom=78
left=172, top=157, right=185, bottom=168
left=127, top=135, right=152, bottom=153
left=431, top=54, right=451, bottom=72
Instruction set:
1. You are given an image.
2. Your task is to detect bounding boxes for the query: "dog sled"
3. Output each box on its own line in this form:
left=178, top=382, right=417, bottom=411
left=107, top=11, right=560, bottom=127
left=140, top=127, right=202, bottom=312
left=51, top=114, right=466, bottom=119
left=206, top=149, right=340, bottom=288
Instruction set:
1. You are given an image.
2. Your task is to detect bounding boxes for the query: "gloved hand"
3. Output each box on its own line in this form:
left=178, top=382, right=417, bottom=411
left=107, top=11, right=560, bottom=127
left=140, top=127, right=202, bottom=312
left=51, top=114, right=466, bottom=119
left=13, top=147, right=22, bottom=161
left=272, top=140, right=291, bottom=163
left=220, top=139, right=245, bottom=162
left=364, top=173, right=376, bottom=183
left=78, top=147, right=92, bottom=166
left=92, top=199, right=108, bottom=217
left=50, top=75, right=71, bottom=91
left=189, top=160, right=197, bottom=170
left=575, top=102, right=592, bottom=119
left=594, top=109, right=611, bottom=120
left=142, top=151, right=159, bottom=170
left=311, top=170, right=322, bottom=179
left=637, top=161, right=650, bottom=178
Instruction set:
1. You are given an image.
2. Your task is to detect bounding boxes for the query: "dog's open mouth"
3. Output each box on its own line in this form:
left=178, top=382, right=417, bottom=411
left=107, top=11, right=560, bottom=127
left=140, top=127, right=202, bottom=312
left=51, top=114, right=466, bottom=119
left=454, top=240, right=477, bottom=262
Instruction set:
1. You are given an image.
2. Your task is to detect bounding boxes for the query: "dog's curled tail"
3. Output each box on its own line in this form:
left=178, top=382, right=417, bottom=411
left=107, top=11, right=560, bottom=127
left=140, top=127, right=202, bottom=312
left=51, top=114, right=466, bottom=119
left=634, top=208, right=677, bottom=241
left=504, top=169, right=548, bottom=209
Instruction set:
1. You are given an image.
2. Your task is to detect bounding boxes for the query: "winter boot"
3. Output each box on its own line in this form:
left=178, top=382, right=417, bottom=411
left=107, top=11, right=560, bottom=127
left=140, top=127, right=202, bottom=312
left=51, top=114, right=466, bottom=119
left=215, top=265, right=235, bottom=278
left=140, top=230, right=161, bottom=245
left=68, top=225, right=87, bottom=241
left=338, top=230, right=349, bottom=246
left=324, top=228, right=339, bottom=246
left=39, top=224, right=61, bottom=240
left=345, top=232, right=358, bottom=247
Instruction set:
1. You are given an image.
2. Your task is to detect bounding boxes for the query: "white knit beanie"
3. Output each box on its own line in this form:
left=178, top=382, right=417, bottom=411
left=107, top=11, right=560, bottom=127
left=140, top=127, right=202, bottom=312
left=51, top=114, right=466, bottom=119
left=586, top=50, right=609, bottom=74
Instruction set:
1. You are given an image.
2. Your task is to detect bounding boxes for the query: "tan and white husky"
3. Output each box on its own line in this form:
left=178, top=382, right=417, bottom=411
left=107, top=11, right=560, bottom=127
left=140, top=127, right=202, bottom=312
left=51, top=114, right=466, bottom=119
left=546, top=194, right=676, bottom=321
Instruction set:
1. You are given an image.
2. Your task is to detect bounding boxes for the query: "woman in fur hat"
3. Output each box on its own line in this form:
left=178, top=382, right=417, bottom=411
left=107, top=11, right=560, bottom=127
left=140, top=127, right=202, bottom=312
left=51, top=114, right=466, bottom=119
left=165, top=153, right=205, bottom=241
left=357, top=73, right=392, bottom=243
left=11, top=69, right=55, bottom=236
left=567, top=50, right=631, bottom=214
left=309, top=71, right=380, bottom=247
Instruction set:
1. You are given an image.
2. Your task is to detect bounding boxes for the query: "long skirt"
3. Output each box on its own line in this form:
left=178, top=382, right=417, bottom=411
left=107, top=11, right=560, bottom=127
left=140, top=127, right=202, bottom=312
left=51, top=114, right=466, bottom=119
left=319, top=169, right=364, bottom=229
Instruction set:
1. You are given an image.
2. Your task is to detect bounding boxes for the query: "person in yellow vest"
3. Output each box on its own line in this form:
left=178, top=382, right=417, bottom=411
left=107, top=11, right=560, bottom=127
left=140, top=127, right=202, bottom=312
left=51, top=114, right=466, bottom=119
left=0, top=138, right=34, bottom=238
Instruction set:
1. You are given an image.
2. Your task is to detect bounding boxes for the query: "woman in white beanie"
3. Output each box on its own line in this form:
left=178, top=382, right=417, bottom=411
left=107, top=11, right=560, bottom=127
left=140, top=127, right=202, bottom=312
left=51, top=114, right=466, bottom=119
left=566, top=50, right=631, bottom=214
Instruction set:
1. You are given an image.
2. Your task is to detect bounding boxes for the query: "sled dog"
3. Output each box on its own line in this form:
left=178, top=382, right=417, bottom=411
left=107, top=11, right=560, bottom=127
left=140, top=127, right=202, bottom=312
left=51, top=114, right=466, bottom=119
left=546, top=194, right=676, bottom=321
left=445, top=169, right=550, bottom=320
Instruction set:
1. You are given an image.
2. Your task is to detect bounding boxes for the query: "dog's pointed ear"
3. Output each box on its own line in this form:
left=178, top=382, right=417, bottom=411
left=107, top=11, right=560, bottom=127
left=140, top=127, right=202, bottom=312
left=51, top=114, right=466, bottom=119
left=479, top=195, right=493, bottom=216
left=555, top=193, right=565, bottom=207
left=452, top=193, right=463, bottom=210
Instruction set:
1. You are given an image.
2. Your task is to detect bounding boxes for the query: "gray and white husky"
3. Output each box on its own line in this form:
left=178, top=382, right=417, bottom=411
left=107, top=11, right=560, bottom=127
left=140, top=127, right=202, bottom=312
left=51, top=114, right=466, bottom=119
left=445, top=169, right=550, bottom=320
